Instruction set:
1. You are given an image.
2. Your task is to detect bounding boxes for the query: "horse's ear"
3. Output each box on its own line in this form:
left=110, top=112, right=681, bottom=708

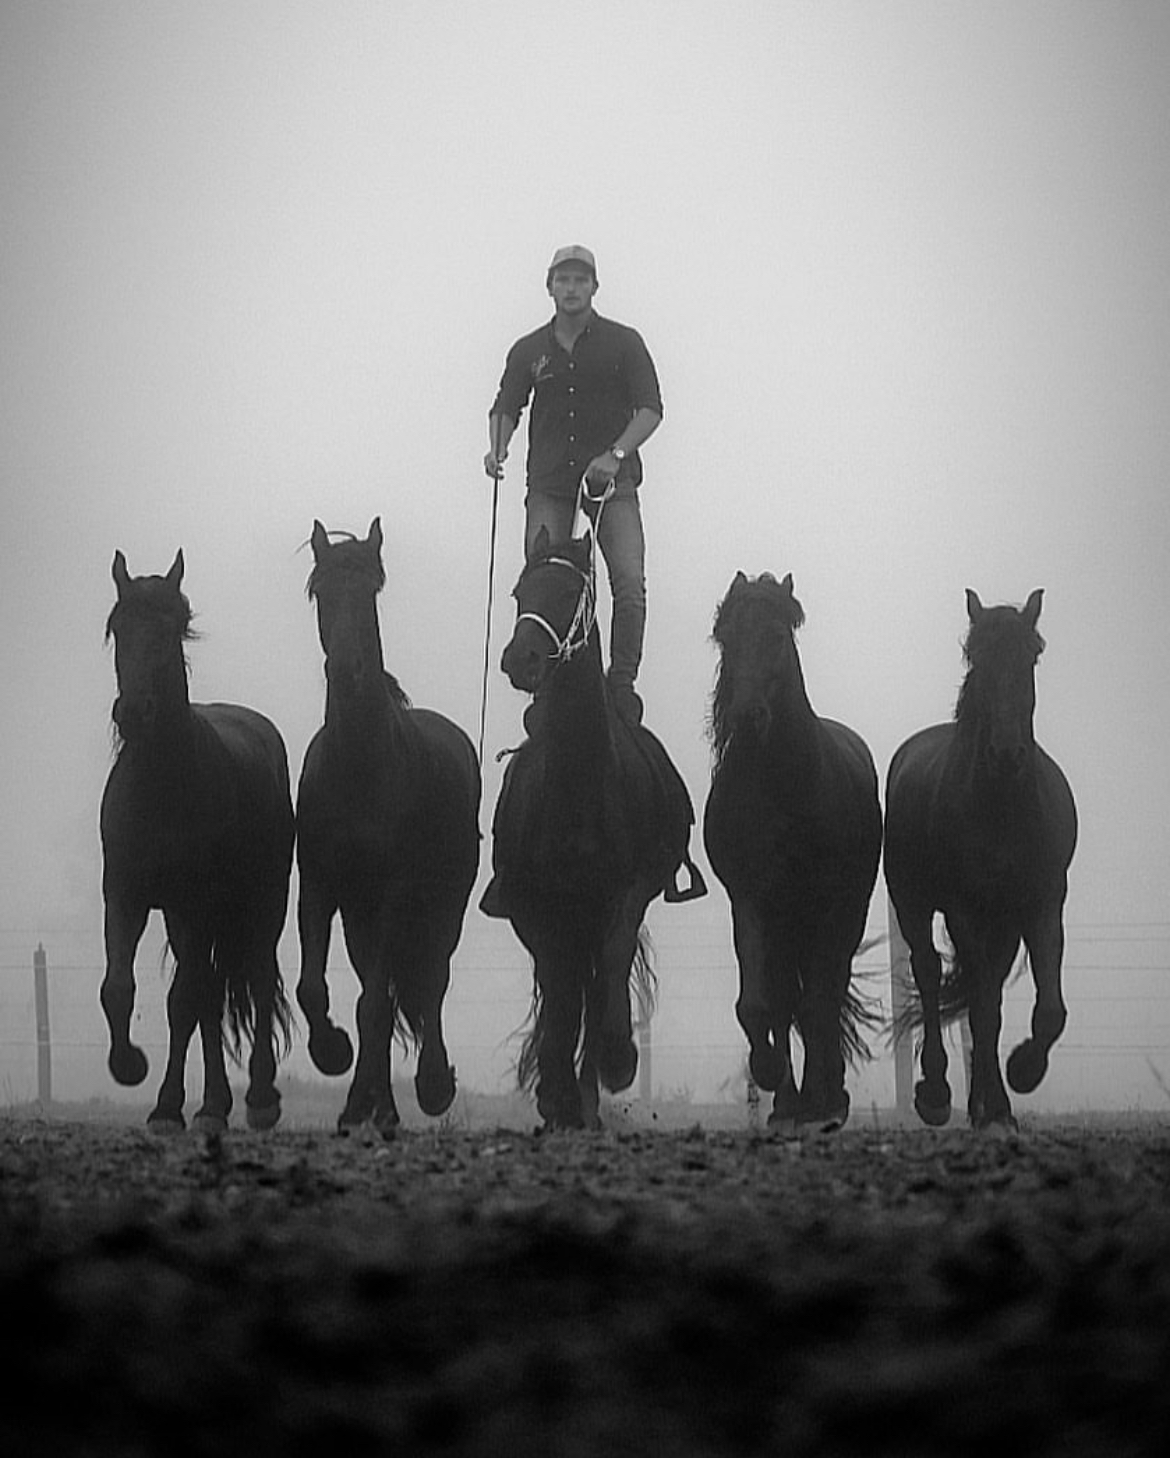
left=1022, top=588, right=1044, bottom=629
left=112, top=550, right=130, bottom=594
left=780, top=572, right=794, bottom=595
left=311, top=520, right=329, bottom=558
left=368, top=518, right=383, bottom=552
left=166, top=550, right=184, bottom=590
left=966, top=588, right=985, bottom=622
left=529, top=524, right=551, bottom=560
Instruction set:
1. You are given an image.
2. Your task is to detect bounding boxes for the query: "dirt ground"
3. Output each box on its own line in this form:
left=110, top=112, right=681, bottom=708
left=2, top=1096, right=1169, bottom=1456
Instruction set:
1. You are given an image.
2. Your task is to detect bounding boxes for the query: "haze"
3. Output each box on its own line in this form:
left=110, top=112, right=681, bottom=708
left=2, top=2, right=1168, bottom=1113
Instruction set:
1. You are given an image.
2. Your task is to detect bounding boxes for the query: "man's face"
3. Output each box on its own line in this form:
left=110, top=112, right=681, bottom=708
left=548, top=264, right=597, bottom=314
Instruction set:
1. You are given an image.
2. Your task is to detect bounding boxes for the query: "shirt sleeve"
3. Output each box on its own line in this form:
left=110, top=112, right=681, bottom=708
left=623, top=328, right=664, bottom=418
left=490, top=337, right=534, bottom=422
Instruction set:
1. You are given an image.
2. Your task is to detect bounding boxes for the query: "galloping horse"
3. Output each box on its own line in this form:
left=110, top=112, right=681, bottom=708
left=100, top=550, right=294, bottom=1131
left=884, top=589, right=1078, bottom=1129
left=704, top=572, right=882, bottom=1131
left=296, top=519, right=481, bottom=1134
left=481, top=525, right=706, bottom=1130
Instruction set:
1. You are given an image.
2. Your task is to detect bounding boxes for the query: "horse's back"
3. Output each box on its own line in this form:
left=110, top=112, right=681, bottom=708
left=408, top=706, right=482, bottom=813
left=196, top=702, right=292, bottom=791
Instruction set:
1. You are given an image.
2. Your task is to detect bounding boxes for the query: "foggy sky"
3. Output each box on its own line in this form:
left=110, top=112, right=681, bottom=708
left=2, top=2, right=1168, bottom=1104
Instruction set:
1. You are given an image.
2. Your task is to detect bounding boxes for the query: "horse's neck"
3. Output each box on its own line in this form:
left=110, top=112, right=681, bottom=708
left=540, top=636, right=611, bottom=783
left=325, top=677, right=413, bottom=768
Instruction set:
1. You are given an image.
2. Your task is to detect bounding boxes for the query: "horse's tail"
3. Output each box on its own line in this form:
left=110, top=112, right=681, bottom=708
left=631, top=925, right=658, bottom=1026
left=839, top=976, right=882, bottom=1067
left=219, top=921, right=293, bottom=1064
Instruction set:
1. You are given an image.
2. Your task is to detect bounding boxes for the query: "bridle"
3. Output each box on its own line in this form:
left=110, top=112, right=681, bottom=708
left=514, top=477, right=612, bottom=666
left=515, top=552, right=597, bottom=665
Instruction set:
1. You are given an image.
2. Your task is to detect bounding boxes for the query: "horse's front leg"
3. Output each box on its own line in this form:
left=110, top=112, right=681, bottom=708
left=1008, top=902, right=1068, bottom=1096
left=340, top=912, right=399, bottom=1136
left=100, top=895, right=150, bottom=1088
left=731, top=898, right=788, bottom=1095
left=532, top=932, right=589, bottom=1131
left=963, top=921, right=1020, bottom=1130
left=296, top=874, right=353, bottom=1077
left=593, top=887, right=653, bottom=1096
left=903, top=905, right=951, bottom=1126
left=797, top=946, right=852, bottom=1132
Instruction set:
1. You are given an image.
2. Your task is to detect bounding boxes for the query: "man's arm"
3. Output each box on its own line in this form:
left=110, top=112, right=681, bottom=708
left=484, top=412, right=516, bottom=480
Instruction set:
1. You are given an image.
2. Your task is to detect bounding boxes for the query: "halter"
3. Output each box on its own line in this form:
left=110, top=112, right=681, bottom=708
left=514, top=476, right=612, bottom=665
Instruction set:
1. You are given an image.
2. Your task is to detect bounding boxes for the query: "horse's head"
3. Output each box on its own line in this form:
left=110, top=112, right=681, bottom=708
left=500, top=527, right=596, bottom=695
left=307, top=518, right=388, bottom=706
left=710, top=571, right=806, bottom=753
left=957, top=588, right=1045, bottom=781
left=105, top=549, right=194, bottom=742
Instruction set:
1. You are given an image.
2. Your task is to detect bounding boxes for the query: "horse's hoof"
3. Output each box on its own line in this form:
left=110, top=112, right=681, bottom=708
left=192, top=1111, right=229, bottom=1136
left=246, top=1099, right=282, bottom=1132
left=146, top=1111, right=186, bottom=1135
left=597, top=1037, right=638, bottom=1094
left=110, top=1045, right=149, bottom=1088
left=1006, top=1040, right=1047, bottom=1094
left=416, top=1063, right=456, bottom=1118
left=914, top=1083, right=952, bottom=1127
left=802, top=1100, right=850, bottom=1134
left=748, top=1044, right=782, bottom=1094
left=766, top=1111, right=799, bottom=1136
left=308, top=1026, right=353, bottom=1077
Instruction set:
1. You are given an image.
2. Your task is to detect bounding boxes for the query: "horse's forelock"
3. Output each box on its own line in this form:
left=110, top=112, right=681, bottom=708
left=105, top=577, right=195, bottom=643
left=963, top=606, right=1045, bottom=667
left=306, top=534, right=386, bottom=599
left=712, top=574, right=804, bottom=642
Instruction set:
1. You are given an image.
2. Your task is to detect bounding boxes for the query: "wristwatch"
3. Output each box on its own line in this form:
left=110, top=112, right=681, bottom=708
left=610, top=446, right=627, bottom=462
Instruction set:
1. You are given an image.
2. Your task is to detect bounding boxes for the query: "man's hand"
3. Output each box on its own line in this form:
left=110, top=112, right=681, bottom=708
left=584, top=451, right=618, bottom=490
left=484, top=448, right=507, bottom=480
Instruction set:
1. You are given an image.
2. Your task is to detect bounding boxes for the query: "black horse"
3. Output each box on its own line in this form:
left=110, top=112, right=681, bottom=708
left=704, top=572, right=881, bottom=1131
left=296, top=519, right=481, bottom=1134
left=481, top=527, right=706, bottom=1130
left=884, top=589, right=1077, bottom=1129
left=100, top=550, right=294, bottom=1131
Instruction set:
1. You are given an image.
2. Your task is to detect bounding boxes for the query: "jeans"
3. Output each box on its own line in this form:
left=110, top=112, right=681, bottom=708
left=524, top=487, right=646, bottom=688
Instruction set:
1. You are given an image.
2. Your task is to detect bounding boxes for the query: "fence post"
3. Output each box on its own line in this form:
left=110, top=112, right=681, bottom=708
left=888, top=896, right=913, bottom=1116
left=33, top=942, right=51, bottom=1107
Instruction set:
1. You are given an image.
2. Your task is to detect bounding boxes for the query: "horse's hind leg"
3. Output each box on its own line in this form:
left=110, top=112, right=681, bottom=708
left=1008, top=903, right=1068, bottom=1096
left=152, top=917, right=220, bottom=1132
left=244, top=931, right=286, bottom=1132
left=100, top=896, right=150, bottom=1088
left=340, top=914, right=400, bottom=1136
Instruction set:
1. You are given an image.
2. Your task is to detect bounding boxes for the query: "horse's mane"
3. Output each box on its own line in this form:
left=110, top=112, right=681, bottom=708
left=954, top=606, right=1045, bottom=723
left=709, top=573, right=805, bottom=763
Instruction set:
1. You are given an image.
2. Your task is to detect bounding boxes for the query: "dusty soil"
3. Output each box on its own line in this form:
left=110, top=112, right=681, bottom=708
left=2, top=1101, right=1169, bottom=1456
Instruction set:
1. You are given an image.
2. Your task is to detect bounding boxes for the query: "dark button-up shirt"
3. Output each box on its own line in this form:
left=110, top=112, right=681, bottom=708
left=490, top=313, right=663, bottom=498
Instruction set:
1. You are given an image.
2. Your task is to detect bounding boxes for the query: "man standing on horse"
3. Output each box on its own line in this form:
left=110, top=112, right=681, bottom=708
left=484, top=245, right=662, bottom=726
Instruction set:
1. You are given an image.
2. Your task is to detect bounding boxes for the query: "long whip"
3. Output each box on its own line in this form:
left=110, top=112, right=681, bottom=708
left=477, top=421, right=503, bottom=765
